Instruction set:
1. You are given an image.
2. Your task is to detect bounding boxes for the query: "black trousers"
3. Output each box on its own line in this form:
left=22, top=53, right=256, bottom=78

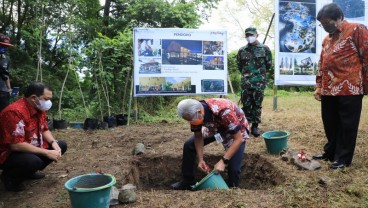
left=321, top=95, right=363, bottom=164
left=0, top=140, right=67, bottom=182
left=181, top=135, right=245, bottom=187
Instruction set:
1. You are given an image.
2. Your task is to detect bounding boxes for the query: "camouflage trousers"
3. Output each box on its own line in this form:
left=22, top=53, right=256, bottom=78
left=241, top=88, right=264, bottom=124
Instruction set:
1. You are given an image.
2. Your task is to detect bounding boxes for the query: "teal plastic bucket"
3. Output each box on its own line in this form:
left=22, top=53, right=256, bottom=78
left=192, top=170, right=229, bottom=190
left=262, top=131, right=290, bottom=155
left=64, top=173, right=116, bottom=208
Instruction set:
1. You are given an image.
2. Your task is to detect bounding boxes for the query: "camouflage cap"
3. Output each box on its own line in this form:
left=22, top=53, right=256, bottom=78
left=245, top=27, right=257, bottom=35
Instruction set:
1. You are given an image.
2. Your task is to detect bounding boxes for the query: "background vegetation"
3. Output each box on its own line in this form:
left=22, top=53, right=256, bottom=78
left=1, top=0, right=312, bottom=123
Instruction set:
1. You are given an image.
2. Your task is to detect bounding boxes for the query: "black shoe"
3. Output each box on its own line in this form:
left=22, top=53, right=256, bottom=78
left=0, top=174, right=26, bottom=192
left=330, top=162, right=350, bottom=169
left=171, top=180, right=194, bottom=190
left=251, top=127, right=260, bottom=137
left=28, top=172, right=45, bottom=180
left=312, top=154, right=331, bottom=161
left=251, top=123, right=260, bottom=137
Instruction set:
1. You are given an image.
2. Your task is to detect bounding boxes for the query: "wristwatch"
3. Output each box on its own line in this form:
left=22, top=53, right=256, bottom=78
left=50, top=140, right=58, bottom=145
left=221, top=156, right=229, bottom=165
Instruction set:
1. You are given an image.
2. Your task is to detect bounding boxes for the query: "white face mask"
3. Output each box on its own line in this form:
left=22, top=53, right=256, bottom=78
left=246, top=36, right=257, bottom=43
left=36, top=98, right=52, bottom=111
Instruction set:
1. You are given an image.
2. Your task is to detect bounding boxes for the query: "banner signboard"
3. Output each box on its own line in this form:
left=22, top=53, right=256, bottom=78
left=274, top=0, right=367, bottom=86
left=133, top=28, right=227, bottom=96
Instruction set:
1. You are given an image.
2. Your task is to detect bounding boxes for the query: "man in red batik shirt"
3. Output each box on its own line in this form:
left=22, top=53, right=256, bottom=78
left=0, top=82, right=67, bottom=191
left=313, top=3, right=368, bottom=169
left=171, top=98, right=250, bottom=190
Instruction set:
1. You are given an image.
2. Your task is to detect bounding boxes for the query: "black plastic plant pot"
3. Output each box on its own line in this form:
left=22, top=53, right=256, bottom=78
left=103, top=115, right=117, bottom=128
left=53, top=119, right=68, bottom=129
left=83, top=118, right=99, bottom=130
left=47, top=117, right=54, bottom=131
left=116, top=114, right=128, bottom=126
left=99, top=121, right=108, bottom=130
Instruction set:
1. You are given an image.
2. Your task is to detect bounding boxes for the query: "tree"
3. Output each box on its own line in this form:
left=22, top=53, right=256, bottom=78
left=205, top=0, right=274, bottom=53
left=0, top=0, right=220, bottom=120
left=85, top=0, right=218, bottom=117
left=101, top=0, right=220, bottom=36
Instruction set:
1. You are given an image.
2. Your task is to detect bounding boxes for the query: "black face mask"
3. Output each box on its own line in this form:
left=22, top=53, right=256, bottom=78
left=323, top=24, right=338, bottom=34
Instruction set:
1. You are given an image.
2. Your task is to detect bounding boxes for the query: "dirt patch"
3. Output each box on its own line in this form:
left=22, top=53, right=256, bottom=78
left=131, top=153, right=285, bottom=190
left=241, top=153, right=285, bottom=189
left=0, top=122, right=288, bottom=208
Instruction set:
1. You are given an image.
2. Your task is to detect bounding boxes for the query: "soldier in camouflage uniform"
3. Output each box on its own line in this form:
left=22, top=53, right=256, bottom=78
left=236, top=27, right=272, bottom=137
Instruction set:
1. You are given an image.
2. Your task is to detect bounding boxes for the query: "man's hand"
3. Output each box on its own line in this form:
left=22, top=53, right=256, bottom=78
left=45, top=149, right=61, bottom=162
left=197, top=160, right=210, bottom=173
left=43, top=131, right=61, bottom=156
left=314, top=88, right=321, bottom=101
left=51, top=141, right=61, bottom=156
left=214, top=159, right=226, bottom=174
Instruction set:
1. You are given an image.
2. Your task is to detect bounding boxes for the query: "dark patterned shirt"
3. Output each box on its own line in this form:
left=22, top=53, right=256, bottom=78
left=237, top=41, right=272, bottom=90
left=317, top=20, right=368, bottom=95
left=190, top=98, right=250, bottom=148
left=0, top=98, right=49, bottom=164
left=0, top=55, right=10, bottom=92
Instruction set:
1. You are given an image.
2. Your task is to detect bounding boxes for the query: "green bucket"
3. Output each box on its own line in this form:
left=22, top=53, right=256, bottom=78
left=191, top=170, right=229, bottom=190
left=262, top=131, right=290, bottom=155
left=64, top=173, right=116, bottom=208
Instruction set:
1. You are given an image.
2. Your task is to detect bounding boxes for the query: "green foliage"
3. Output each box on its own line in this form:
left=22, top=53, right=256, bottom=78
left=1, top=0, right=221, bottom=122
left=227, top=51, right=242, bottom=93
left=104, top=0, right=207, bottom=37
left=275, top=86, right=315, bottom=93
left=263, top=88, right=314, bottom=97
left=137, top=95, right=222, bottom=123
left=83, top=30, right=133, bottom=117
left=124, top=0, right=201, bottom=28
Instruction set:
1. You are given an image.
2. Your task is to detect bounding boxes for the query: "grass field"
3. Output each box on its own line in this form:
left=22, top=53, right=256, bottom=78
left=259, top=91, right=368, bottom=207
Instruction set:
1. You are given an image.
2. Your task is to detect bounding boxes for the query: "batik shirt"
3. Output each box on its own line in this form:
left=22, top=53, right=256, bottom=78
left=237, top=41, right=272, bottom=90
left=317, top=20, right=368, bottom=96
left=0, top=98, right=49, bottom=164
left=190, top=98, right=250, bottom=149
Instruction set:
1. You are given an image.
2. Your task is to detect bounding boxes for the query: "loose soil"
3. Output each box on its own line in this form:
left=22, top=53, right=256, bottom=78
left=0, top=123, right=287, bottom=208
left=1, top=95, right=368, bottom=208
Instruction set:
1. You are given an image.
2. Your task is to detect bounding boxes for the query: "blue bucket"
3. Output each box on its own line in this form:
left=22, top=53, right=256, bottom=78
left=64, top=173, right=116, bottom=208
left=191, top=170, right=229, bottom=190
left=262, top=131, right=290, bottom=155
